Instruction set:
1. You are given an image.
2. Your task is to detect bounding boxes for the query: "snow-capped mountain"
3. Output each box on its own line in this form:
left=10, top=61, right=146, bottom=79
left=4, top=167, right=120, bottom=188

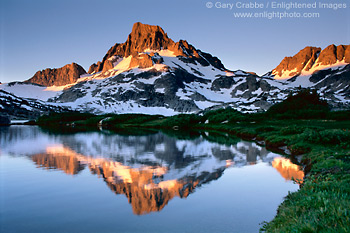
left=263, top=44, right=350, bottom=109
left=1, top=22, right=349, bottom=117
left=270, top=44, right=349, bottom=80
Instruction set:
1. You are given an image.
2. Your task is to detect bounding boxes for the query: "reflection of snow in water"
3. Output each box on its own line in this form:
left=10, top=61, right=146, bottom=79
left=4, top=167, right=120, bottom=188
left=0, top=125, right=303, bottom=216
left=0, top=125, right=302, bottom=184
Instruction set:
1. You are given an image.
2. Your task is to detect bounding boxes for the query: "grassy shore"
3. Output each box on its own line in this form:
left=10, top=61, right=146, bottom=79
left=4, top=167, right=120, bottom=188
left=36, top=90, right=350, bottom=232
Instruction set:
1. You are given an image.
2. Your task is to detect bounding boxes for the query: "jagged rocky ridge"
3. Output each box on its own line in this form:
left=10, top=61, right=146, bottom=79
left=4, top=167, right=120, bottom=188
left=26, top=62, right=87, bottom=86
left=263, top=44, right=350, bottom=109
left=87, top=22, right=225, bottom=74
left=270, top=44, right=350, bottom=79
left=1, top=22, right=349, bottom=115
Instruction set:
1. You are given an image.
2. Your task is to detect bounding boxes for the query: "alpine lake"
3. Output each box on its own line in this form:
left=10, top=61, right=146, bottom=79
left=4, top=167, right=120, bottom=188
left=0, top=125, right=303, bottom=233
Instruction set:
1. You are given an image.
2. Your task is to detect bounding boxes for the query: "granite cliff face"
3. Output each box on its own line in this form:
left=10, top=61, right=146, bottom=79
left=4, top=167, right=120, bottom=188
left=272, top=44, right=350, bottom=79
left=26, top=63, right=87, bottom=86
left=317, top=44, right=350, bottom=65
left=88, top=22, right=225, bottom=74
left=272, top=46, right=321, bottom=78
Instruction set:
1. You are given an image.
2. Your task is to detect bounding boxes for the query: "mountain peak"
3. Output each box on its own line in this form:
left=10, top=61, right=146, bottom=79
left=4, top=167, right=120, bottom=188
left=125, top=22, right=175, bottom=56
left=130, top=22, right=167, bottom=41
left=25, top=62, right=86, bottom=86
left=317, top=44, right=350, bottom=66
left=272, top=46, right=321, bottom=79
left=88, top=23, right=177, bottom=74
left=271, top=44, right=350, bottom=80
left=87, top=22, right=226, bottom=74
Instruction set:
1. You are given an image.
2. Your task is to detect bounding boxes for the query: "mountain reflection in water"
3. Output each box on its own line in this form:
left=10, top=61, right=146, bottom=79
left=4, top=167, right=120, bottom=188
left=272, top=157, right=304, bottom=182
left=0, top=126, right=304, bottom=215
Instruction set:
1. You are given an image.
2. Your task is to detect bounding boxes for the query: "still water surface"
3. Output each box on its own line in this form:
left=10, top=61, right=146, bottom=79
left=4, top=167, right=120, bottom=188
left=0, top=126, right=303, bottom=233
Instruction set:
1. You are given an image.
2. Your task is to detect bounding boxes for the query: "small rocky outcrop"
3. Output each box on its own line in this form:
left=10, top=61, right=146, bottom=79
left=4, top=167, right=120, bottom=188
left=232, top=75, right=272, bottom=96
left=26, top=63, right=87, bottom=86
left=129, top=54, right=154, bottom=69
left=102, top=59, right=115, bottom=72
left=211, top=76, right=235, bottom=91
left=88, top=61, right=101, bottom=74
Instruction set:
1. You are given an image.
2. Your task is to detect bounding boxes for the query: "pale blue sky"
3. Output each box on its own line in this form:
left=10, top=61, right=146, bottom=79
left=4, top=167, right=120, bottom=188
left=1, top=0, right=349, bottom=83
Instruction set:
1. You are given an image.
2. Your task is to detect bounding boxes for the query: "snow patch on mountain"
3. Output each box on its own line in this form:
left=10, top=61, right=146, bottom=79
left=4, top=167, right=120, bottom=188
left=301, top=60, right=348, bottom=76
left=273, top=68, right=298, bottom=80
left=0, top=83, right=61, bottom=101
